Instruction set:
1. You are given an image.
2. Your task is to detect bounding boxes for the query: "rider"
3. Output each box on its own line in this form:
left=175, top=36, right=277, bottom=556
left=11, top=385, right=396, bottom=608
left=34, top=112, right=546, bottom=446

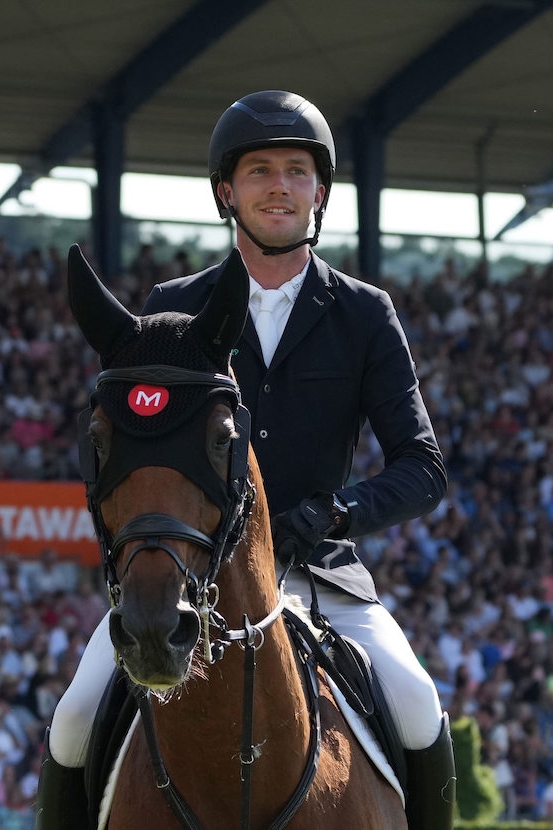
left=37, top=91, right=456, bottom=830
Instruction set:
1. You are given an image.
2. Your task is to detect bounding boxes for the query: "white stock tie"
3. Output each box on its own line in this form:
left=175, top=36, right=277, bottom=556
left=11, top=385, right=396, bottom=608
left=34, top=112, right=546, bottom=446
left=255, top=288, right=286, bottom=366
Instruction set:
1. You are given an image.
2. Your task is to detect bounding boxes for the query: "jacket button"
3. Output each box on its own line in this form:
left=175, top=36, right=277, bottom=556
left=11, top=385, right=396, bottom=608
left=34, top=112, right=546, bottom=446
left=259, top=429, right=268, bottom=439
left=263, top=384, right=271, bottom=393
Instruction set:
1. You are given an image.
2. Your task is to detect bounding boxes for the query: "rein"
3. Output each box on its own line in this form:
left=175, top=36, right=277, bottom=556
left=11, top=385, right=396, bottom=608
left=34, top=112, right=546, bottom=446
left=135, top=568, right=322, bottom=830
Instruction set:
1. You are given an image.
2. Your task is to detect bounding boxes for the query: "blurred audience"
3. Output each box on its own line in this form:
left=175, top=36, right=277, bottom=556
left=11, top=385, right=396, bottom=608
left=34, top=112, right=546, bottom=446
left=1, top=238, right=553, bottom=821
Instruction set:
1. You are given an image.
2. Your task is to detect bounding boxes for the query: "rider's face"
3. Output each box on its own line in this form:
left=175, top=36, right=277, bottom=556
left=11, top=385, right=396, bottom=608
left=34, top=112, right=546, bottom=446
left=218, top=147, right=325, bottom=249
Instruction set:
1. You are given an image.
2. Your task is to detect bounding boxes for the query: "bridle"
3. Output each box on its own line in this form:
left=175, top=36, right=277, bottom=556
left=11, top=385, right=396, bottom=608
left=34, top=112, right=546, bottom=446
left=78, top=365, right=254, bottom=609
left=79, top=364, right=322, bottom=828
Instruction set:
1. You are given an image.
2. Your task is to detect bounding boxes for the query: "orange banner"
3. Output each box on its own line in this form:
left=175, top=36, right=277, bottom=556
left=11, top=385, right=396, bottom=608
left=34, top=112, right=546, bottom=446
left=0, top=481, right=100, bottom=565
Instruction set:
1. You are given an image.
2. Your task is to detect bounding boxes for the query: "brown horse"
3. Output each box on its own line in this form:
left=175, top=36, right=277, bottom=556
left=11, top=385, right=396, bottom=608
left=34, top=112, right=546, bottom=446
left=68, top=244, right=407, bottom=830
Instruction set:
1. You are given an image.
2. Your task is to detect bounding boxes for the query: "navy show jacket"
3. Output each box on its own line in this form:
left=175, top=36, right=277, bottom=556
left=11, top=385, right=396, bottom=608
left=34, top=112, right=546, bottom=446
left=142, top=252, right=447, bottom=542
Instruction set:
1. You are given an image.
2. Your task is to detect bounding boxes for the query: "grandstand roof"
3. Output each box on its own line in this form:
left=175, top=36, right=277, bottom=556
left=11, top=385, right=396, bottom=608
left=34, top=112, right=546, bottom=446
left=1, top=0, right=553, bottom=198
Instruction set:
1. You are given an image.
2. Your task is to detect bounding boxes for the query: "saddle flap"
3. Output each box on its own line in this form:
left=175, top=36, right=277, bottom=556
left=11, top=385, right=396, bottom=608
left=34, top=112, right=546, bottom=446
left=328, top=633, right=408, bottom=793
left=283, top=607, right=408, bottom=794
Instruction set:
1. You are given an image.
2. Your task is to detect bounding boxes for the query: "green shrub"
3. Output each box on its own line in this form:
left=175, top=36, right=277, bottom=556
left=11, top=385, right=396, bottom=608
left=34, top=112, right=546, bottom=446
left=455, top=823, right=553, bottom=829
left=451, top=716, right=504, bottom=822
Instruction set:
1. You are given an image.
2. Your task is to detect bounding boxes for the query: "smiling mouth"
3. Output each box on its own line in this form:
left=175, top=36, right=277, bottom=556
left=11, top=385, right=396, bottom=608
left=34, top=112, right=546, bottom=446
left=262, top=208, right=293, bottom=214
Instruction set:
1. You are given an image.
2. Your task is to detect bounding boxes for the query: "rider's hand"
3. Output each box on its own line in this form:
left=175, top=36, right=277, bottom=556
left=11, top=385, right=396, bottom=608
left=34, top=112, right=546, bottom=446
left=271, top=492, right=350, bottom=567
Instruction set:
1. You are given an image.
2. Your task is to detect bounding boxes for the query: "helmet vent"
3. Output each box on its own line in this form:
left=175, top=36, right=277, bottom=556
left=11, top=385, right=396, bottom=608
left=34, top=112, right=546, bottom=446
left=233, top=99, right=310, bottom=127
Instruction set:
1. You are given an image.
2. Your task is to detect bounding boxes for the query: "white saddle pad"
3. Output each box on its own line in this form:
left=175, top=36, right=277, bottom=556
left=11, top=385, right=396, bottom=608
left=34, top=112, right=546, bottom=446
left=97, top=709, right=140, bottom=830
left=325, top=674, right=405, bottom=807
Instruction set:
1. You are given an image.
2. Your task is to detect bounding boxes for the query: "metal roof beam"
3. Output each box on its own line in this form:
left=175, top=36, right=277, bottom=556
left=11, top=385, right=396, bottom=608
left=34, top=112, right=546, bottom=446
left=350, top=0, right=553, bottom=281
left=0, top=0, right=271, bottom=204
left=361, top=0, right=553, bottom=135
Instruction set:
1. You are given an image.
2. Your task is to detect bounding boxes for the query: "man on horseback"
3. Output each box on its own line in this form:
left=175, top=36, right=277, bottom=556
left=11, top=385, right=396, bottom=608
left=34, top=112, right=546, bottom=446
left=36, top=91, right=456, bottom=829
left=143, top=91, right=457, bottom=829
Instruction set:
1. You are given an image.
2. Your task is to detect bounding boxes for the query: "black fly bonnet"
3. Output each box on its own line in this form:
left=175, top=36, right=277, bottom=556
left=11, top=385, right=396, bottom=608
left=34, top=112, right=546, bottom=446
left=86, top=314, right=241, bottom=511
left=68, top=245, right=253, bottom=601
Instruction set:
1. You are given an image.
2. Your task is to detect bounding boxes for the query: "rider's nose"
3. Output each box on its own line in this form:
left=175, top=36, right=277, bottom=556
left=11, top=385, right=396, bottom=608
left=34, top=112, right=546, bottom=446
left=268, top=172, right=289, bottom=193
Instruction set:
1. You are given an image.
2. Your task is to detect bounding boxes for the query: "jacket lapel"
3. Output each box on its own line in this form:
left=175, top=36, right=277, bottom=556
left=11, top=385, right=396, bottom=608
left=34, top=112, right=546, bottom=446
left=237, top=253, right=336, bottom=368
left=269, top=254, right=335, bottom=369
left=241, top=313, right=262, bottom=359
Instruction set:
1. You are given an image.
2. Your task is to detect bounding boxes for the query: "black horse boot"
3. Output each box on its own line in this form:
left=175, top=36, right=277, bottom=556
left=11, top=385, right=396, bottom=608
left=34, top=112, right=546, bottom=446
left=35, top=728, right=89, bottom=830
left=404, top=713, right=456, bottom=830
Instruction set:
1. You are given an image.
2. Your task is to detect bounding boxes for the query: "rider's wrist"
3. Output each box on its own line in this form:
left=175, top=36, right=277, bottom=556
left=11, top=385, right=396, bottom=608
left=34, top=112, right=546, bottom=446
left=313, top=491, right=350, bottom=538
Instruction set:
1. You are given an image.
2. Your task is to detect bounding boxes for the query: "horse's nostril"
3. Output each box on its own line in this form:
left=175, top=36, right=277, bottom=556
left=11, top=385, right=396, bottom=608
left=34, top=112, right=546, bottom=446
left=109, top=609, right=137, bottom=651
left=170, top=608, right=201, bottom=650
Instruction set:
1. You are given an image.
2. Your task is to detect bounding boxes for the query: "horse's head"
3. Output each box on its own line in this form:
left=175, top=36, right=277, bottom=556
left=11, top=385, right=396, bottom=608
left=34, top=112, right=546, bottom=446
left=68, top=245, right=251, bottom=692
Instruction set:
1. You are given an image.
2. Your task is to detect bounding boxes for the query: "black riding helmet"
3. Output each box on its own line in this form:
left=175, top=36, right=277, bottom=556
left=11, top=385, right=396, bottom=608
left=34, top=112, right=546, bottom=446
left=208, top=90, right=336, bottom=255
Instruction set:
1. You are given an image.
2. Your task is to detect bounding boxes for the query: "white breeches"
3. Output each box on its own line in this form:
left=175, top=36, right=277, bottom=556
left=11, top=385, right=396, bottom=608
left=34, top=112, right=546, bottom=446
left=49, top=572, right=442, bottom=767
left=50, top=610, right=115, bottom=767
left=286, top=572, right=443, bottom=750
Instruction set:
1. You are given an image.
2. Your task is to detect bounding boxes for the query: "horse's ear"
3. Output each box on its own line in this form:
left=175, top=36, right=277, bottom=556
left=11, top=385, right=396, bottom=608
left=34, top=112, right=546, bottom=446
left=191, top=248, right=249, bottom=360
left=67, top=243, right=136, bottom=355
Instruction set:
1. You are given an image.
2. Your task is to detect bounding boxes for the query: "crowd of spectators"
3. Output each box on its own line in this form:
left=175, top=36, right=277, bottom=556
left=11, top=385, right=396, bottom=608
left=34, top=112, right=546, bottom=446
left=1, top=234, right=553, bottom=823
left=355, top=255, right=553, bottom=821
left=0, top=541, right=108, bottom=829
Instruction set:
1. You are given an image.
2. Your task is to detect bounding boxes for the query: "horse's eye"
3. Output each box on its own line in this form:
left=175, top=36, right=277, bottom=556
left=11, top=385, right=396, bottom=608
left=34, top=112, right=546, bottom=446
left=210, top=416, right=236, bottom=458
left=89, top=422, right=111, bottom=465
left=89, top=430, right=101, bottom=451
left=215, top=426, right=233, bottom=451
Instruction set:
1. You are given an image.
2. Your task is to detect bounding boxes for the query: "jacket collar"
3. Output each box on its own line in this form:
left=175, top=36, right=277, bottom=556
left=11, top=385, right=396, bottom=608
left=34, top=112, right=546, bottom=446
left=238, top=252, right=337, bottom=370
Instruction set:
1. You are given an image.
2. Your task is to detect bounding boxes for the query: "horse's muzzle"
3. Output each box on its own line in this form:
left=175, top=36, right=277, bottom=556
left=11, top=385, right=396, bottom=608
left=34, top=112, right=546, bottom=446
left=109, top=601, right=202, bottom=690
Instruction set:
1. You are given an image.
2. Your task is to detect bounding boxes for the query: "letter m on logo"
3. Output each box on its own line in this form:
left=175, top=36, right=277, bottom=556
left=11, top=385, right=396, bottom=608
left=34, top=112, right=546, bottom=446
left=136, top=390, right=162, bottom=407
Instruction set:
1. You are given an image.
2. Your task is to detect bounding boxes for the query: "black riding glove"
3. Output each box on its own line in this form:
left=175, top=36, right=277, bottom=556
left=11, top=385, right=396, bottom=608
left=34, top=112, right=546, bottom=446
left=271, top=491, right=350, bottom=567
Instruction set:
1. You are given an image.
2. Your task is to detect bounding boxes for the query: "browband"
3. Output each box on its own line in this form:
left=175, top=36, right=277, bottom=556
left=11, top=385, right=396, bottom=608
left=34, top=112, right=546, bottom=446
left=96, top=366, right=240, bottom=399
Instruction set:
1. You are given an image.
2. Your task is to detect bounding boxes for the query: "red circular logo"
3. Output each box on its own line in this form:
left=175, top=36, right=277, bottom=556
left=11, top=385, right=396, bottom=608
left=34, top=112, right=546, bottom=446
left=128, top=384, right=170, bottom=416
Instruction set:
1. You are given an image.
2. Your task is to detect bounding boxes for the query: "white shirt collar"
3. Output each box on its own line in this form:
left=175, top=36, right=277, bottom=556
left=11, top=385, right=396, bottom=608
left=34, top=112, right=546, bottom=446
left=248, top=258, right=310, bottom=305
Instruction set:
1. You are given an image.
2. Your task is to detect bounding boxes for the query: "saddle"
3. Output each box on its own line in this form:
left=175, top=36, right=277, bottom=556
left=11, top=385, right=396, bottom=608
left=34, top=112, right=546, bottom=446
left=282, top=605, right=407, bottom=793
left=85, top=604, right=407, bottom=828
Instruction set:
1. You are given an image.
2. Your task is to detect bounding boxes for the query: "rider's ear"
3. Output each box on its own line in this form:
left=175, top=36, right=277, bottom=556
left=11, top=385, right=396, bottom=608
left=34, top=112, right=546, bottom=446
left=217, top=180, right=233, bottom=207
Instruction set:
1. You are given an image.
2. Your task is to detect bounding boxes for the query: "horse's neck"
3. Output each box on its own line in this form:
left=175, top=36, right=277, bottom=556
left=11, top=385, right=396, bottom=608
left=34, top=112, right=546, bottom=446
left=198, top=507, right=309, bottom=722
left=153, top=499, right=312, bottom=800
